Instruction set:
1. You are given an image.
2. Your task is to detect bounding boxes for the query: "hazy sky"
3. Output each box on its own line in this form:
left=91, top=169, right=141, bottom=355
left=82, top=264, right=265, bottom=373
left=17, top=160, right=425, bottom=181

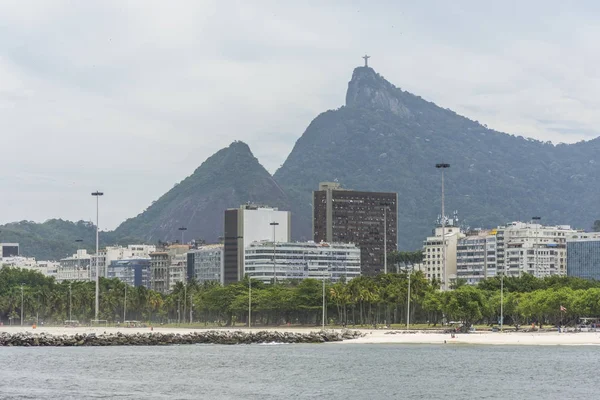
left=2, top=0, right=599, bottom=230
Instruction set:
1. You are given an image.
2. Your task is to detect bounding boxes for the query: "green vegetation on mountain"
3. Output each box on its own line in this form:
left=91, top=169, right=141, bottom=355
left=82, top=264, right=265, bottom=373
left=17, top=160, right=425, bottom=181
left=114, top=141, right=290, bottom=244
left=5, top=66, right=600, bottom=259
left=0, top=220, right=115, bottom=261
left=275, top=66, right=600, bottom=248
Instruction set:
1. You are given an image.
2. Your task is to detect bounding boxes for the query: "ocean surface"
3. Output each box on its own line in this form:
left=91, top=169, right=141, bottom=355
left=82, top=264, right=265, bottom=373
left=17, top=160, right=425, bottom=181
left=0, top=343, right=597, bottom=399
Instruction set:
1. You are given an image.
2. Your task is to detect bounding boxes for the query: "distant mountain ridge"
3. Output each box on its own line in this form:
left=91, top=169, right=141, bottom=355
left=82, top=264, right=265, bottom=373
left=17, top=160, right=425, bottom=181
left=3, top=65, right=599, bottom=260
left=274, top=66, right=600, bottom=248
left=113, top=141, right=290, bottom=244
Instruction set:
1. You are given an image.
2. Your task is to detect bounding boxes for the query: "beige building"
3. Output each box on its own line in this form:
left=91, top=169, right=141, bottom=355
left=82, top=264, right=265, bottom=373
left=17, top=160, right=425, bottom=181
left=150, top=245, right=190, bottom=294
left=422, top=224, right=465, bottom=290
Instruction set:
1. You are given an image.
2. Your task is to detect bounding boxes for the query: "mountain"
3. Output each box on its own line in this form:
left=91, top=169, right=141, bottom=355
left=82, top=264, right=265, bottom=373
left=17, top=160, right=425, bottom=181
left=0, top=219, right=116, bottom=261
left=114, top=141, right=290, bottom=244
left=5, top=66, right=600, bottom=259
left=274, top=66, right=600, bottom=249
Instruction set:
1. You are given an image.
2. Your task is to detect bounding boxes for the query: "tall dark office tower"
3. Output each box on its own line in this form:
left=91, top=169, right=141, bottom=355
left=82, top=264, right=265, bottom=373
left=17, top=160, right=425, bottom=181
left=313, top=182, right=397, bottom=275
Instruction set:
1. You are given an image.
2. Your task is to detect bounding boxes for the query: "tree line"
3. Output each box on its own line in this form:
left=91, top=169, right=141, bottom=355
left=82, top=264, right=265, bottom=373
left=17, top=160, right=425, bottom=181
left=2, top=266, right=600, bottom=329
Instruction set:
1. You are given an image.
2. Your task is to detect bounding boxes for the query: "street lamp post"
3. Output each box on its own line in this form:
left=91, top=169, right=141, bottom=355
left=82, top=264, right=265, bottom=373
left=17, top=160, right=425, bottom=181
left=322, top=274, right=327, bottom=330
left=270, top=222, right=279, bottom=284
left=69, top=283, right=72, bottom=322
left=189, top=293, right=193, bottom=324
left=406, top=266, right=412, bottom=330
left=183, top=283, right=187, bottom=324
left=123, top=284, right=127, bottom=324
left=178, top=226, right=187, bottom=245
left=248, top=277, right=252, bottom=328
left=91, top=191, right=104, bottom=322
left=500, top=272, right=504, bottom=332
left=435, top=164, right=450, bottom=291
left=20, top=283, right=24, bottom=326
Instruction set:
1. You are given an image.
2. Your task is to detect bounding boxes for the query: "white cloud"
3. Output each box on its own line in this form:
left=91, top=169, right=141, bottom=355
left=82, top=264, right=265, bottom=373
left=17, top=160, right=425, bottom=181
left=1, top=0, right=599, bottom=229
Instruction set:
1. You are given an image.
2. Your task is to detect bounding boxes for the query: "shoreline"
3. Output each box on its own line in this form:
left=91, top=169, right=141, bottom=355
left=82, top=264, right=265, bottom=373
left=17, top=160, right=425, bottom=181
left=1, top=326, right=599, bottom=346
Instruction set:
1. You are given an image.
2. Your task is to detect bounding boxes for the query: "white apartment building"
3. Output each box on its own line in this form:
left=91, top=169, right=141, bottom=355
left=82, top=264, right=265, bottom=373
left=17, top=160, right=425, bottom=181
left=456, top=231, right=497, bottom=285
left=244, top=241, right=361, bottom=284
left=35, top=261, right=60, bottom=279
left=57, top=249, right=92, bottom=282
left=1, top=255, right=59, bottom=279
left=223, top=205, right=291, bottom=284
left=168, top=253, right=188, bottom=292
left=496, top=222, right=576, bottom=278
left=92, top=244, right=156, bottom=279
left=188, top=244, right=224, bottom=284
left=423, top=224, right=465, bottom=290
left=150, top=245, right=190, bottom=294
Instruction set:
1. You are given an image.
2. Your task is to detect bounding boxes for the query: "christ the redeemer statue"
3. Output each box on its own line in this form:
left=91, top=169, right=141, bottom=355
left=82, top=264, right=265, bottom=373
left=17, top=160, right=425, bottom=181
left=362, top=54, right=370, bottom=67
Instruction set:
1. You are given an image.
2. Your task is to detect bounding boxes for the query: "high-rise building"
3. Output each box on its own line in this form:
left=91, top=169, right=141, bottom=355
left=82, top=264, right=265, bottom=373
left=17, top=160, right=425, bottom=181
left=456, top=231, right=497, bottom=285
left=567, top=236, right=600, bottom=280
left=496, top=221, right=576, bottom=278
left=223, top=205, right=291, bottom=284
left=92, top=245, right=156, bottom=278
left=150, top=245, right=190, bottom=294
left=244, top=241, right=361, bottom=284
left=422, top=223, right=465, bottom=289
left=0, top=243, right=19, bottom=258
left=108, top=259, right=151, bottom=288
left=312, top=182, right=397, bottom=275
left=187, top=244, right=224, bottom=284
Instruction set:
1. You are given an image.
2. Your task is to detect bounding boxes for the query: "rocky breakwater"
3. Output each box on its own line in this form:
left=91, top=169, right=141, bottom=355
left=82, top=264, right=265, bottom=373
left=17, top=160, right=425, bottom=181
left=0, top=330, right=364, bottom=347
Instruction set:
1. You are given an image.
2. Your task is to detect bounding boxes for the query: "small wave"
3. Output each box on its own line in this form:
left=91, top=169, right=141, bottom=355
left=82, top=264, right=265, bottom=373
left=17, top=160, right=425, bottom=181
left=258, top=342, right=290, bottom=346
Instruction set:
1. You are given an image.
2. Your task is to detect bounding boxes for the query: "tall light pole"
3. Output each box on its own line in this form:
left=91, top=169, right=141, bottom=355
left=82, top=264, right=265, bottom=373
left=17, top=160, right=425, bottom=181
left=406, top=264, right=412, bottom=330
left=183, top=283, right=187, bottom=324
left=532, top=216, right=541, bottom=278
left=123, top=284, right=127, bottom=323
left=20, top=283, right=24, bottom=326
left=69, top=283, right=72, bottom=322
left=189, top=292, right=193, bottom=324
left=178, top=226, right=187, bottom=245
left=248, top=277, right=252, bottom=328
left=91, top=191, right=104, bottom=322
left=435, top=164, right=450, bottom=291
left=270, top=222, right=279, bottom=284
left=322, top=273, right=327, bottom=330
left=500, top=272, right=504, bottom=332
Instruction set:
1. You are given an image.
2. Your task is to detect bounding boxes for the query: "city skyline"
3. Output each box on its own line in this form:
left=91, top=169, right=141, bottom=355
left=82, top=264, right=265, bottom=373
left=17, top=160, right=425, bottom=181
left=2, top=1, right=600, bottom=229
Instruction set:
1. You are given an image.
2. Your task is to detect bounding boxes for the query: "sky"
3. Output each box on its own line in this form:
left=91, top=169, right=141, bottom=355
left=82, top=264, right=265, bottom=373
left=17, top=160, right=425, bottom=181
left=2, top=0, right=600, bottom=230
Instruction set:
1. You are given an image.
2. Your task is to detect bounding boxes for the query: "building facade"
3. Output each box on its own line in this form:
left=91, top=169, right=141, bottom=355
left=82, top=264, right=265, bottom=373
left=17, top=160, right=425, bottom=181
left=0, top=243, right=19, bottom=258
left=244, top=241, right=361, bottom=284
left=567, top=238, right=600, bottom=280
left=150, top=245, right=190, bottom=294
left=423, top=223, right=464, bottom=290
left=187, top=245, right=224, bottom=284
left=496, top=222, right=575, bottom=278
left=456, top=231, right=497, bottom=285
left=92, top=245, right=156, bottom=278
left=313, top=182, right=397, bottom=276
left=108, top=259, right=151, bottom=288
left=57, top=249, right=92, bottom=282
left=223, top=205, right=291, bottom=284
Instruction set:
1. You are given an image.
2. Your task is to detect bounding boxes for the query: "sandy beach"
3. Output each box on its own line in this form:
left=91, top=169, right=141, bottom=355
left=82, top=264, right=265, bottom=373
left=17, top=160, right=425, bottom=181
left=1, top=326, right=600, bottom=346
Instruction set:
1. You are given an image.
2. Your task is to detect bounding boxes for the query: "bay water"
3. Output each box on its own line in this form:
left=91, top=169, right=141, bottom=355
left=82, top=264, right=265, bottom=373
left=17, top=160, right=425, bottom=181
left=0, top=344, right=596, bottom=399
